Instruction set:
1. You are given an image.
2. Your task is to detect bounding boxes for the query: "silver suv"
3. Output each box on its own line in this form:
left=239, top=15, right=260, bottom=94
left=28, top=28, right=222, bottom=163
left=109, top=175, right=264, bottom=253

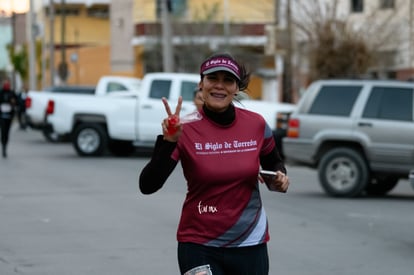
left=283, top=79, right=414, bottom=197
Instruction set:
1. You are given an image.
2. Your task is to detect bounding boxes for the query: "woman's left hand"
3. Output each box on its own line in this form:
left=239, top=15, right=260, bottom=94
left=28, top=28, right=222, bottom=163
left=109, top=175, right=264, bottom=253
left=273, top=171, right=289, bottom=193
left=258, top=171, right=290, bottom=193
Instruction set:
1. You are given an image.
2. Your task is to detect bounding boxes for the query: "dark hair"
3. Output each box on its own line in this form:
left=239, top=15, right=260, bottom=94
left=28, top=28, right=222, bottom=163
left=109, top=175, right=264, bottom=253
left=200, top=53, right=250, bottom=91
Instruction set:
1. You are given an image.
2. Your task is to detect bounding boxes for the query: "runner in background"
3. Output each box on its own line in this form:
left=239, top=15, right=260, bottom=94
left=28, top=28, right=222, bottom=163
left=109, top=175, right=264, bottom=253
left=0, top=79, right=18, bottom=158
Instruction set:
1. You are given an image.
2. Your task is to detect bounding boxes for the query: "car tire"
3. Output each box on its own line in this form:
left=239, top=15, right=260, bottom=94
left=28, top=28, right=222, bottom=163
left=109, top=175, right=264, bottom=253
left=365, top=176, right=399, bottom=196
left=318, top=148, right=369, bottom=198
left=73, top=123, right=107, bottom=156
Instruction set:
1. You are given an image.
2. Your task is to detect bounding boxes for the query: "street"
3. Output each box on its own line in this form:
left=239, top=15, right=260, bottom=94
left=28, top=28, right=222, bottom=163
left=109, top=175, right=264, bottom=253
left=1, top=124, right=413, bottom=275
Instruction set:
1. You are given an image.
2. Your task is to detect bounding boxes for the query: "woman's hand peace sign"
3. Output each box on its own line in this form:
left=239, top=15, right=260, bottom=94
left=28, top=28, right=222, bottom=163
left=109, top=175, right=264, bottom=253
left=161, top=96, right=183, bottom=142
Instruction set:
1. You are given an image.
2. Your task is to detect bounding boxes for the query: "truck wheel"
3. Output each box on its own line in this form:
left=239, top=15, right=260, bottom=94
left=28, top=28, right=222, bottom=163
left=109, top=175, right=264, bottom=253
left=73, top=123, right=107, bottom=156
left=318, top=148, right=369, bottom=198
left=365, top=176, right=399, bottom=196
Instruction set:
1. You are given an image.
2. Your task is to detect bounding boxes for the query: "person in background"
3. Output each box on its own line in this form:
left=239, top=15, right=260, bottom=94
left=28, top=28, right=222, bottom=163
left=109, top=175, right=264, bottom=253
left=16, top=87, right=28, bottom=130
left=139, top=52, right=289, bottom=275
left=0, top=79, right=17, bottom=158
left=193, top=88, right=204, bottom=111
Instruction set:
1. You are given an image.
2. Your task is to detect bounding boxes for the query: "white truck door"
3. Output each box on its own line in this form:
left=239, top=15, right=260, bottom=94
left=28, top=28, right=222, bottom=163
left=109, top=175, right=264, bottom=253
left=136, top=77, right=198, bottom=142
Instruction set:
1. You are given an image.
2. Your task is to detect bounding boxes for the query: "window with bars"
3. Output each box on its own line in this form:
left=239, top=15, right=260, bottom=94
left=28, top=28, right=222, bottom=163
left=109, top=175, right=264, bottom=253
left=379, top=0, right=395, bottom=9
left=156, top=0, right=187, bottom=18
left=45, top=7, right=80, bottom=16
left=87, top=6, right=109, bottom=19
left=351, top=0, right=364, bottom=13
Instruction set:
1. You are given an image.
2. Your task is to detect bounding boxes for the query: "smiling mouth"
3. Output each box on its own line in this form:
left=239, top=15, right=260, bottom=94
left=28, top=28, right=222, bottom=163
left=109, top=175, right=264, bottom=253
left=210, top=92, right=227, bottom=98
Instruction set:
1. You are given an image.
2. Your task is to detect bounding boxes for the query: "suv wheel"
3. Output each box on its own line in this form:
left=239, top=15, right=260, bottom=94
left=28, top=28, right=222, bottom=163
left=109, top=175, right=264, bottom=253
left=318, top=148, right=369, bottom=197
left=365, top=176, right=399, bottom=196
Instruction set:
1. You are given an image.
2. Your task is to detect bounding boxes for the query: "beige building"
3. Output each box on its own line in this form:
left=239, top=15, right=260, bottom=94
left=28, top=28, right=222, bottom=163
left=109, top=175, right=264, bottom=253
left=38, top=0, right=111, bottom=86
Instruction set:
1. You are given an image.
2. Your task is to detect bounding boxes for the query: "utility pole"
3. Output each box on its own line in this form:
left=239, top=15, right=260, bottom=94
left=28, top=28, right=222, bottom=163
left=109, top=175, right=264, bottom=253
left=282, top=0, right=293, bottom=103
left=410, top=0, right=414, bottom=79
left=58, top=0, right=68, bottom=84
left=28, top=0, right=36, bottom=90
left=264, top=0, right=283, bottom=102
left=274, top=0, right=279, bottom=25
left=49, top=0, right=55, bottom=86
left=161, top=0, right=174, bottom=72
left=274, top=0, right=283, bottom=103
left=223, top=0, right=229, bottom=49
left=11, top=9, right=16, bottom=90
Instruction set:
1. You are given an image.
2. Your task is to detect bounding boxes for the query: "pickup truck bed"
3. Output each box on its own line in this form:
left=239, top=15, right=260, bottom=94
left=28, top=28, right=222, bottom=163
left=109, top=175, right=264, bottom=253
left=26, top=86, right=96, bottom=141
left=26, top=76, right=141, bottom=142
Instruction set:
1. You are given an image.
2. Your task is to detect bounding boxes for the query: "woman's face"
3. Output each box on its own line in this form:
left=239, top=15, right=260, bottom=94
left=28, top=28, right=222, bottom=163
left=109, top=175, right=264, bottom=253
left=199, top=71, right=238, bottom=113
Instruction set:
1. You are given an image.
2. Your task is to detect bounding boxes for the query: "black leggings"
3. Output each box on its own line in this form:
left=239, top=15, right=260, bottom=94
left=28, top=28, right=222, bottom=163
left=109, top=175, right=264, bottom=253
left=177, top=242, right=269, bottom=275
left=0, top=118, right=12, bottom=147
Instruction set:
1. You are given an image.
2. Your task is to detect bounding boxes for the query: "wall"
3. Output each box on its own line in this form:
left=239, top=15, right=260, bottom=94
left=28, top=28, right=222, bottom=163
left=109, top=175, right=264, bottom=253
left=133, top=0, right=275, bottom=23
left=110, top=0, right=135, bottom=75
left=40, top=3, right=112, bottom=87
left=0, top=19, right=11, bottom=70
left=45, top=45, right=110, bottom=86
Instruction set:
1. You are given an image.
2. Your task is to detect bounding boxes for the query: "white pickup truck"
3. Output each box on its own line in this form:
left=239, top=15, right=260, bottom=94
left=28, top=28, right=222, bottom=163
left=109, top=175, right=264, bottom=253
left=25, top=76, right=141, bottom=141
left=46, top=72, right=296, bottom=157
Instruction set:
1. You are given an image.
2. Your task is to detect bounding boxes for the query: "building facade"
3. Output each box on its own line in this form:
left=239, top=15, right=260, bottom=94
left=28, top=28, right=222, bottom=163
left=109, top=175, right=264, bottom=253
left=32, top=0, right=414, bottom=99
left=292, top=0, right=414, bottom=83
left=125, top=0, right=278, bottom=99
left=37, top=0, right=111, bottom=86
left=0, top=16, right=12, bottom=71
left=344, top=0, right=414, bottom=80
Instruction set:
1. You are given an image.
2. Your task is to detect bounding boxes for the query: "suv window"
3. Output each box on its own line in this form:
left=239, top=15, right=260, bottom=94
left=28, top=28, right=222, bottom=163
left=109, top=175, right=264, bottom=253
left=309, top=85, right=362, bottom=116
left=362, top=86, right=413, bottom=121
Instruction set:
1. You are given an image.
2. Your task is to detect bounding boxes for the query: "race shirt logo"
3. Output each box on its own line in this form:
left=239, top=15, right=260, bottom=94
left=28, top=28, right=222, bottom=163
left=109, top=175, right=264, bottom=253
left=194, top=139, right=257, bottom=155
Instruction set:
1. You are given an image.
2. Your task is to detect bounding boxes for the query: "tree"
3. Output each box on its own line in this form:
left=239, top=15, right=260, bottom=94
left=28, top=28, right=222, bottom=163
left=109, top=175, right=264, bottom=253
left=307, top=19, right=372, bottom=80
left=141, top=2, right=265, bottom=81
left=7, top=40, right=44, bottom=90
left=291, top=0, right=404, bottom=82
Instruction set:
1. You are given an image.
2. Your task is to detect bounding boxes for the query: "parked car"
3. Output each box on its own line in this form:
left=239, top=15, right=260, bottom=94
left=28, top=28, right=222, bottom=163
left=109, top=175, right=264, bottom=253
left=410, top=170, right=414, bottom=189
left=235, top=97, right=295, bottom=159
left=283, top=79, right=414, bottom=197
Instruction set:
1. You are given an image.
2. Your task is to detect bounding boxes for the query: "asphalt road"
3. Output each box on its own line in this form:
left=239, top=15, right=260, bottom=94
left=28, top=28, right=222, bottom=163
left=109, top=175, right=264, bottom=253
left=1, top=124, right=413, bottom=275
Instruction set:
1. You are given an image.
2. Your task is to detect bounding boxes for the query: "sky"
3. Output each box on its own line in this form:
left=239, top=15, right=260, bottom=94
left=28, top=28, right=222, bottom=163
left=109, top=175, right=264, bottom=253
left=0, top=0, right=29, bottom=15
